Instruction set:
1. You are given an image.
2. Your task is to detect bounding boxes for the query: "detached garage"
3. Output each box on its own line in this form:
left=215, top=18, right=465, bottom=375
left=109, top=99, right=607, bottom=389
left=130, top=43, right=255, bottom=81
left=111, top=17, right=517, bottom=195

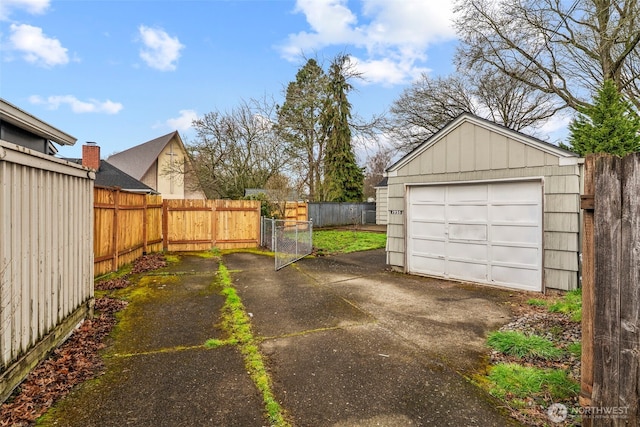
left=385, top=114, right=582, bottom=292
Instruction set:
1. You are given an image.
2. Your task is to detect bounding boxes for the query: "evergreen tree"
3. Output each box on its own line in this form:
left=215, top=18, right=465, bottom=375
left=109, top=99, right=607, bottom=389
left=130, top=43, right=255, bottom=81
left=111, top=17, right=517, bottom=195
left=567, top=80, right=640, bottom=156
left=322, top=55, right=364, bottom=202
left=276, top=59, right=328, bottom=201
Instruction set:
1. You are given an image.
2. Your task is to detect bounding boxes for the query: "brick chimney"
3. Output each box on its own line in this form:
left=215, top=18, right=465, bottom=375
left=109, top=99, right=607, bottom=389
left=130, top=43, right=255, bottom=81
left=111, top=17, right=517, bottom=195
left=82, top=142, right=100, bottom=170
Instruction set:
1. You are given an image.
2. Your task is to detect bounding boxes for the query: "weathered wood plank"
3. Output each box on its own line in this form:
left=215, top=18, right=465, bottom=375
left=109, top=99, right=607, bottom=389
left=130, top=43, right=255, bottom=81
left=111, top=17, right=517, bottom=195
left=581, top=155, right=595, bottom=412
left=593, top=155, right=622, bottom=420
left=619, top=154, right=640, bottom=424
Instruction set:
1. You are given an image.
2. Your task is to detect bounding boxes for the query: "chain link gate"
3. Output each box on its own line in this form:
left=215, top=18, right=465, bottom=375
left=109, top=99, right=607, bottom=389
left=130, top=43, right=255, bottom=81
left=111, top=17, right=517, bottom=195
left=261, top=217, right=313, bottom=270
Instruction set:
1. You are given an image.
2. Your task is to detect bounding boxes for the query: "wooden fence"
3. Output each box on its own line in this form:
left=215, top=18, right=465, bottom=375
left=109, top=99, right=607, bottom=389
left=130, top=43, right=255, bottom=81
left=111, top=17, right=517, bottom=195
left=94, top=187, right=262, bottom=275
left=580, top=153, right=639, bottom=426
left=163, top=199, right=260, bottom=251
left=283, top=201, right=308, bottom=222
left=94, top=187, right=162, bottom=276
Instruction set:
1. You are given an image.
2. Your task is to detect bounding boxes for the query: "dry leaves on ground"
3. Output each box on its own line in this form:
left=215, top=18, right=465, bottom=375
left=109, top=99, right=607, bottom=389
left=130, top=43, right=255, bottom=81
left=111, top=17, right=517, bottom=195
left=0, top=297, right=127, bottom=427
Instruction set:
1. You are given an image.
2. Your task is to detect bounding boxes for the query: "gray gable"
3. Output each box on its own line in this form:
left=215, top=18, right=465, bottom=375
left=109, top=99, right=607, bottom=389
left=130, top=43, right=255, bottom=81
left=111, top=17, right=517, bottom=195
left=107, top=131, right=178, bottom=180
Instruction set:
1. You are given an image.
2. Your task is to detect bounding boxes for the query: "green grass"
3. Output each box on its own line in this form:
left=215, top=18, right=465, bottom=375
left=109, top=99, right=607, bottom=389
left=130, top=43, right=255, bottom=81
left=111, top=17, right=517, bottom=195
left=313, top=230, right=386, bottom=255
left=567, top=342, right=582, bottom=357
left=487, top=331, right=563, bottom=360
left=526, top=298, right=547, bottom=307
left=525, top=289, right=582, bottom=323
left=213, top=264, right=290, bottom=427
left=549, top=288, right=582, bottom=322
left=487, top=363, right=579, bottom=400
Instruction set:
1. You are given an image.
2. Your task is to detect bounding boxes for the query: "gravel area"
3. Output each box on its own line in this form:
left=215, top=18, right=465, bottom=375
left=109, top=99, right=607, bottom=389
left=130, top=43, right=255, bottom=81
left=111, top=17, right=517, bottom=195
left=487, top=294, right=583, bottom=426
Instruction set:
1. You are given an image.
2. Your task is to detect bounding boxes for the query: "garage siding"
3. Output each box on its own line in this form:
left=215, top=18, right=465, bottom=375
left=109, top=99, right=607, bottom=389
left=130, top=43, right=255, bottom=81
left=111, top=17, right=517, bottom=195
left=385, top=116, right=582, bottom=291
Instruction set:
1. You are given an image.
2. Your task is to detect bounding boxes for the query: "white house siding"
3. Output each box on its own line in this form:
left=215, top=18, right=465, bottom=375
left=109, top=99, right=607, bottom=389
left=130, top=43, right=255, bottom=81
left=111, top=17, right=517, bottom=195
left=0, top=141, right=94, bottom=400
left=375, top=186, right=388, bottom=225
left=386, top=116, right=581, bottom=291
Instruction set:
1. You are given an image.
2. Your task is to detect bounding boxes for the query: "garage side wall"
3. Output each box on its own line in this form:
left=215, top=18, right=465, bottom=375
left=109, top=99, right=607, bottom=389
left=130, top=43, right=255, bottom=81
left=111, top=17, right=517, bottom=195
left=386, top=122, right=581, bottom=291
left=375, top=186, right=388, bottom=225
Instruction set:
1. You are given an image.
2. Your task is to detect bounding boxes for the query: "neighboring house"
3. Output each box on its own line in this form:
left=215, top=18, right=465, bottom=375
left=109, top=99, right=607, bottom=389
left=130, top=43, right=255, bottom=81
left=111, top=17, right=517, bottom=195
left=374, top=177, right=388, bottom=225
left=107, top=131, right=205, bottom=199
left=385, top=113, right=582, bottom=293
left=66, top=142, right=158, bottom=194
left=0, top=98, right=74, bottom=155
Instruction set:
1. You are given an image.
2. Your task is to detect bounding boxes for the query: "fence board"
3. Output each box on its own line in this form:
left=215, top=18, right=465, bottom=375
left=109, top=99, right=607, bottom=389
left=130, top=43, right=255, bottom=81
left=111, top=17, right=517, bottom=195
left=585, top=153, right=640, bottom=426
left=619, top=155, right=639, bottom=423
left=593, top=156, right=622, bottom=417
left=213, top=200, right=260, bottom=249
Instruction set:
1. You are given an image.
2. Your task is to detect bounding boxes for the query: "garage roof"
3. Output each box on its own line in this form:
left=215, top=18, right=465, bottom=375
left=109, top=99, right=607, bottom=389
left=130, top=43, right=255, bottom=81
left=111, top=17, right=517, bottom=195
left=387, top=113, right=578, bottom=173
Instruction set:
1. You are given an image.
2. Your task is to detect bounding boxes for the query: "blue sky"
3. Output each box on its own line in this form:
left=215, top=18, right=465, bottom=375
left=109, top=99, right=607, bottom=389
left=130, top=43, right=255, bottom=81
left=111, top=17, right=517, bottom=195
left=1, top=0, right=566, bottom=161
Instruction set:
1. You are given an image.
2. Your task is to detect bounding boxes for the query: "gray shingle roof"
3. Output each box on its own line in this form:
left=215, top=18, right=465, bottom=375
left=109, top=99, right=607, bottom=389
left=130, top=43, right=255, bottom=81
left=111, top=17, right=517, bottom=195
left=107, top=131, right=178, bottom=180
left=66, top=159, right=158, bottom=193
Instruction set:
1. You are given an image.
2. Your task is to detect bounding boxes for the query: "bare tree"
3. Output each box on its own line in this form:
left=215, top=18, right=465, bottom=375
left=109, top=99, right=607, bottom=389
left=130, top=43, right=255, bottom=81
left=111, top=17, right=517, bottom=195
left=386, top=70, right=560, bottom=151
left=454, top=0, right=640, bottom=110
left=188, top=98, right=289, bottom=199
left=363, top=149, right=392, bottom=200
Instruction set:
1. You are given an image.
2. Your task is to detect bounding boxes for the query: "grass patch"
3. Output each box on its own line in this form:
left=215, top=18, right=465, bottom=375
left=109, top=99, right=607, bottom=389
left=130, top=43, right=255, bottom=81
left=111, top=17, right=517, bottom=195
left=313, top=230, right=386, bottom=255
left=526, top=298, right=547, bottom=307
left=487, top=363, right=579, bottom=400
left=214, top=264, right=290, bottom=427
left=549, top=288, right=582, bottom=322
left=567, top=342, right=582, bottom=357
left=487, top=331, right=563, bottom=360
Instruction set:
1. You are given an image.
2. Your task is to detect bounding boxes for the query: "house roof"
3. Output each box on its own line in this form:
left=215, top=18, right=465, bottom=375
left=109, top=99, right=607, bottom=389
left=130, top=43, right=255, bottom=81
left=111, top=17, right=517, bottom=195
left=387, top=113, right=579, bottom=173
left=66, top=158, right=158, bottom=193
left=107, top=131, right=180, bottom=180
left=0, top=98, right=76, bottom=146
left=374, top=177, right=388, bottom=187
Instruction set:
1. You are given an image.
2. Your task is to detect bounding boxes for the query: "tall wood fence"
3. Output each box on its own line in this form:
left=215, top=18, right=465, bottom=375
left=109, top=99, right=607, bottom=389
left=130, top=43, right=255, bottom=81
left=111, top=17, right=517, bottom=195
left=283, top=201, right=308, bottom=222
left=94, top=187, right=262, bottom=276
left=580, top=153, right=639, bottom=426
left=163, top=199, right=260, bottom=252
left=94, top=187, right=162, bottom=276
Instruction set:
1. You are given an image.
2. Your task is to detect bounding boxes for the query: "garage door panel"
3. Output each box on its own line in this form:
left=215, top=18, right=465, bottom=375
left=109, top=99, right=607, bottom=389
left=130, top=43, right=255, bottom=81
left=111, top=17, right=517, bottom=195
left=448, top=260, right=487, bottom=282
left=448, top=204, right=488, bottom=221
left=492, top=204, right=538, bottom=222
left=491, top=265, right=539, bottom=291
left=412, top=221, right=446, bottom=239
left=448, top=241, right=487, bottom=262
left=492, top=224, right=539, bottom=244
left=411, top=204, right=445, bottom=220
left=492, top=245, right=538, bottom=266
left=412, top=255, right=446, bottom=275
left=412, top=186, right=445, bottom=202
left=449, top=223, right=487, bottom=241
left=408, top=181, right=542, bottom=292
left=412, top=238, right=446, bottom=256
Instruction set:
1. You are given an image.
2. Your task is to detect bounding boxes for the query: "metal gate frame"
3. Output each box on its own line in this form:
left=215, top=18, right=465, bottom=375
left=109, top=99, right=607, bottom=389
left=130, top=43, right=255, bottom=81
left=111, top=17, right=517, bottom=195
left=261, top=217, right=313, bottom=270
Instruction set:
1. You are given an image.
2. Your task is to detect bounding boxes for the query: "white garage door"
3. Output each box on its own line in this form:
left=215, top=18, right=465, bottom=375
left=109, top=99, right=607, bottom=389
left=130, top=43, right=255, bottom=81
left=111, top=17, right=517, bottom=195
left=407, top=181, right=542, bottom=292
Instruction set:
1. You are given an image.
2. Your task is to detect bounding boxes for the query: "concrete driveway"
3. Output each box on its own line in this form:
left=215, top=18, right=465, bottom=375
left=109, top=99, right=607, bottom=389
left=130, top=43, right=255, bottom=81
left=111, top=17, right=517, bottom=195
left=225, top=249, right=520, bottom=426
left=42, top=249, right=521, bottom=427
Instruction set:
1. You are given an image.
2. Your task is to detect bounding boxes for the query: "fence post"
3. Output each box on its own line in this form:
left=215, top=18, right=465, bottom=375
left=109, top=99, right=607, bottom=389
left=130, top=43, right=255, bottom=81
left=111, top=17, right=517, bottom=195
left=580, top=155, right=595, bottom=416
left=112, top=188, right=120, bottom=272
left=162, top=199, right=168, bottom=251
left=142, top=195, right=148, bottom=254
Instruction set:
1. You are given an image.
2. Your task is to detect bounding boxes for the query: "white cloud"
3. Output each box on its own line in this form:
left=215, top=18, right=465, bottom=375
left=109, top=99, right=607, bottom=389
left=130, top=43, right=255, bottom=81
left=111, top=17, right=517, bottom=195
left=29, top=95, right=123, bottom=114
left=279, top=0, right=456, bottom=85
left=9, top=23, right=68, bottom=67
left=138, top=25, right=184, bottom=71
left=0, top=0, right=49, bottom=20
left=166, top=109, right=198, bottom=131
